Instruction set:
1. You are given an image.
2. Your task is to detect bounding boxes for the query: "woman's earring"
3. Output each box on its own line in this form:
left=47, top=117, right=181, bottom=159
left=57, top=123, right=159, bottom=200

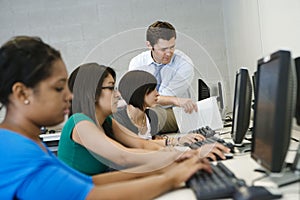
left=24, top=99, right=30, bottom=105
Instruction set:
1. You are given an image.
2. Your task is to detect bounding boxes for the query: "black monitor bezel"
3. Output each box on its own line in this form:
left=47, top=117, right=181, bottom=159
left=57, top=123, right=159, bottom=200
left=231, top=68, right=252, bottom=145
left=198, top=79, right=210, bottom=101
left=251, top=50, right=296, bottom=173
left=294, top=57, right=300, bottom=125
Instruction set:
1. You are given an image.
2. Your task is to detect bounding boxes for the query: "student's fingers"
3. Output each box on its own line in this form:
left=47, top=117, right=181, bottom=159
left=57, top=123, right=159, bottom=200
left=179, top=134, right=204, bottom=145
left=175, top=150, right=198, bottom=162
left=198, top=143, right=231, bottom=160
left=192, top=133, right=205, bottom=141
left=214, top=143, right=231, bottom=153
left=194, top=157, right=212, bottom=173
left=179, top=135, right=194, bottom=144
left=203, top=152, right=217, bottom=161
left=210, top=146, right=226, bottom=160
left=197, top=143, right=225, bottom=159
left=199, top=158, right=213, bottom=173
left=168, top=156, right=211, bottom=188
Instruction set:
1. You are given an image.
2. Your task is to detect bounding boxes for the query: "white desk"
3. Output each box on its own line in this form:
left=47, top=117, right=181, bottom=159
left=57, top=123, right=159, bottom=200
left=40, top=129, right=300, bottom=199
left=40, top=132, right=61, bottom=154
left=155, top=153, right=299, bottom=200
left=155, top=130, right=300, bottom=200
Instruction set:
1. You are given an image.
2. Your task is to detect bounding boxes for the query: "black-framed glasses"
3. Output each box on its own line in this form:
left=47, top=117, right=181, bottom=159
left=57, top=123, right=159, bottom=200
left=101, top=86, right=118, bottom=91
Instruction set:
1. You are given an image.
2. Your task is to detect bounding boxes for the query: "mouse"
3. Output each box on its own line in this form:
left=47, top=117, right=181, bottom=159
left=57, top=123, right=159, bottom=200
left=207, top=152, right=234, bottom=161
left=224, top=152, right=234, bottom=159
left=233, top=186, right=282, bottom=200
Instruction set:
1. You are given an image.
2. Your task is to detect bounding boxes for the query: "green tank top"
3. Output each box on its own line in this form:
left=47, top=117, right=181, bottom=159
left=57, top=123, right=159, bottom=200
left=58, top=113, right=112, bottom=175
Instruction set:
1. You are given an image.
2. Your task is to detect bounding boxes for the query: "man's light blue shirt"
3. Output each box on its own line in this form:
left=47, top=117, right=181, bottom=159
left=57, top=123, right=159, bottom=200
left=129, top=49, right=194, bottom=99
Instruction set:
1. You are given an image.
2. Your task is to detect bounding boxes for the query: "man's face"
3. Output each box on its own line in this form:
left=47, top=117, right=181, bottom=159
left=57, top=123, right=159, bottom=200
left=148, top=37, right=176, bottom=64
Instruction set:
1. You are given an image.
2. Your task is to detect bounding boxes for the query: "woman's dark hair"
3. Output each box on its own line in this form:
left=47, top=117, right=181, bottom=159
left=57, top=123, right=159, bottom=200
left=146, top=21, right=176, bottom=46
left=0, top=36, right=61, bottom=109
left=129, top=84, right=156, bottom=110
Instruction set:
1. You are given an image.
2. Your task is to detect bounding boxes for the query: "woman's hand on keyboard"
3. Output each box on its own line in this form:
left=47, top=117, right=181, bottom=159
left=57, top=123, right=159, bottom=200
left=165, top=155, right=212, bottom=189
left=177, top=133, right=205, bottom=145
left=196, top=143, right=231, bottom=161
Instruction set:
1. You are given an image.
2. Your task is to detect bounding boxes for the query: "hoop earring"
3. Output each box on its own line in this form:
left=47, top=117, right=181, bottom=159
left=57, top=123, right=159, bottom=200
left=24, top=99, right=30, bottom=105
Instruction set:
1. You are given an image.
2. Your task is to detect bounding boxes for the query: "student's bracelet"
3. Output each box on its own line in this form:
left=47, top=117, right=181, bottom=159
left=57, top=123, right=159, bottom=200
left=165, top=138, right=168, bottom=146
left=166, top=137, right=174, bottom=146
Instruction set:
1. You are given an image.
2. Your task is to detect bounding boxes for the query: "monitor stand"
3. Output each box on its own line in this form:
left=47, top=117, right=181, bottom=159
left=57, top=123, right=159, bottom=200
left=234, top=130, right=252, bottom=153
left=268, top=169, right=300, bottom=187
left=234, top=142, right=252, bottom=153
left=255, top=145, right=300, bottom=187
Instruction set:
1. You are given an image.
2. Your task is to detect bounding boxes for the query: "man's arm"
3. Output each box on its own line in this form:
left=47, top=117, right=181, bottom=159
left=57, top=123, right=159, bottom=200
left=156, top=96, right=198, bottom=113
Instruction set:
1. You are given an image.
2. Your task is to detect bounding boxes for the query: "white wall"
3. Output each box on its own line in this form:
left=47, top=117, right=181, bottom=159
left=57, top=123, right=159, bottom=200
left=223, top=0, right=262, bottom=110
left=259, top=0, right=300, bottom=57
left=223, top=0, right=300, bottom=110
left=223, top=0, right=300, bottom=130
left=0, top=0, right=229, bottom=122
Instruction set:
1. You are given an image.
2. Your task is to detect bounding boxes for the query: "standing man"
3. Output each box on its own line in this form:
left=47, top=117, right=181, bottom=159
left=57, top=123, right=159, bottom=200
left=128, top=21, right=197, bottom=133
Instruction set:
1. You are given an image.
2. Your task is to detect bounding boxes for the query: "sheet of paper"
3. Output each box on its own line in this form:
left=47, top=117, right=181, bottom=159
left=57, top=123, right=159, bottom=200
left=173, top=96, right=223, bottom=133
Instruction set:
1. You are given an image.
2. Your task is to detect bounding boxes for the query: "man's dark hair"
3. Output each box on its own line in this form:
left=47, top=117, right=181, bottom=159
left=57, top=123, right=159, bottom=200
left=146, top=21, right=176, bottom=46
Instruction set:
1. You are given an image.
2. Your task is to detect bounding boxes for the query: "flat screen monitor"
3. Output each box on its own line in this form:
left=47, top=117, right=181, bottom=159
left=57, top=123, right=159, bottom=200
left=294, top=57, right=300, bottom=125
left=231, top=68, right=252, bottom=146
left=198, top=79, right=210, bottom=101
left=252, top=71, right=257, bottom=100
left=251, top=50, right=296, bottom=173
left=217, top=82, right=224, bottom=111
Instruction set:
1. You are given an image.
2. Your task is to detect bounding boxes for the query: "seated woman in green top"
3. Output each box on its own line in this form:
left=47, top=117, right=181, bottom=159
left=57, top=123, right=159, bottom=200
left=58, top=63, right=229, bottom=175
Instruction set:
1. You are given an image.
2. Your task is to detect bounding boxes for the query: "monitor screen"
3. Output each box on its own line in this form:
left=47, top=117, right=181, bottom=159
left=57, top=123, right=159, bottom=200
left=217, top=82, right=224, bottom=111
left=252, top=71, right=257, bottom=100
left=231, top=68, right=252, bottom=145
left=251, top=50, right=296, bottom=173
left=294, top=57, right=300, bottom=125
left=198, top=79, right=210, bottom=101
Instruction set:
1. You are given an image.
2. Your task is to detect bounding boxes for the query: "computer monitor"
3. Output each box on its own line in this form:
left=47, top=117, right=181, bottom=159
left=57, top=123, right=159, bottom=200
left=217, top=82, right=224, bottom=111
left=251, top=71, right=257, bottom=110
left=231, top=68, right=252, bottom=147
left=251, top=50, right=296, bottom=174
left=252, top=71, right=257, bottom=100
left=198, top=79, right=210, bottom=101
left=294, top=57, right=300, bottom=125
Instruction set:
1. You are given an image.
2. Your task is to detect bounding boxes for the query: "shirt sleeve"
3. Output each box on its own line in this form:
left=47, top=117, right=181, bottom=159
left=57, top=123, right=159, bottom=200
left=16, top=163, right=94, bottom=200
left=128, top=55, right=139, bottom=70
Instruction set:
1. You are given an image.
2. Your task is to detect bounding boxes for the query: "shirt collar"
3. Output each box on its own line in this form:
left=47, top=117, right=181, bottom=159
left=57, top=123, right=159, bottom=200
left=145, top=50, right=176, bottom=66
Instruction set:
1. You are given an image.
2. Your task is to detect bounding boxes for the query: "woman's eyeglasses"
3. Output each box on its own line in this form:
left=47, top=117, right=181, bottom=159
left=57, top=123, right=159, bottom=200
left=101, top=86, right=118, bottom=91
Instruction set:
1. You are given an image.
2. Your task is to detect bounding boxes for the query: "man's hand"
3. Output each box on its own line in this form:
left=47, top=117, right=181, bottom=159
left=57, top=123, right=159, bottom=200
left=177, top=98, right=198, bottom=113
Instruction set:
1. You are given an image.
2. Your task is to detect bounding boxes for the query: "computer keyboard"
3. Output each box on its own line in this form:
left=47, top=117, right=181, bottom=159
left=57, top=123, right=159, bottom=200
left=190, top=126, right=217, bottom=138
left=186, top=162, right=246, bottom=200
left=187, top=162, right=283, bottom=200
left=188, top=136, right=235, bottom=154
left=188, top=126, right=235, bottom=154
